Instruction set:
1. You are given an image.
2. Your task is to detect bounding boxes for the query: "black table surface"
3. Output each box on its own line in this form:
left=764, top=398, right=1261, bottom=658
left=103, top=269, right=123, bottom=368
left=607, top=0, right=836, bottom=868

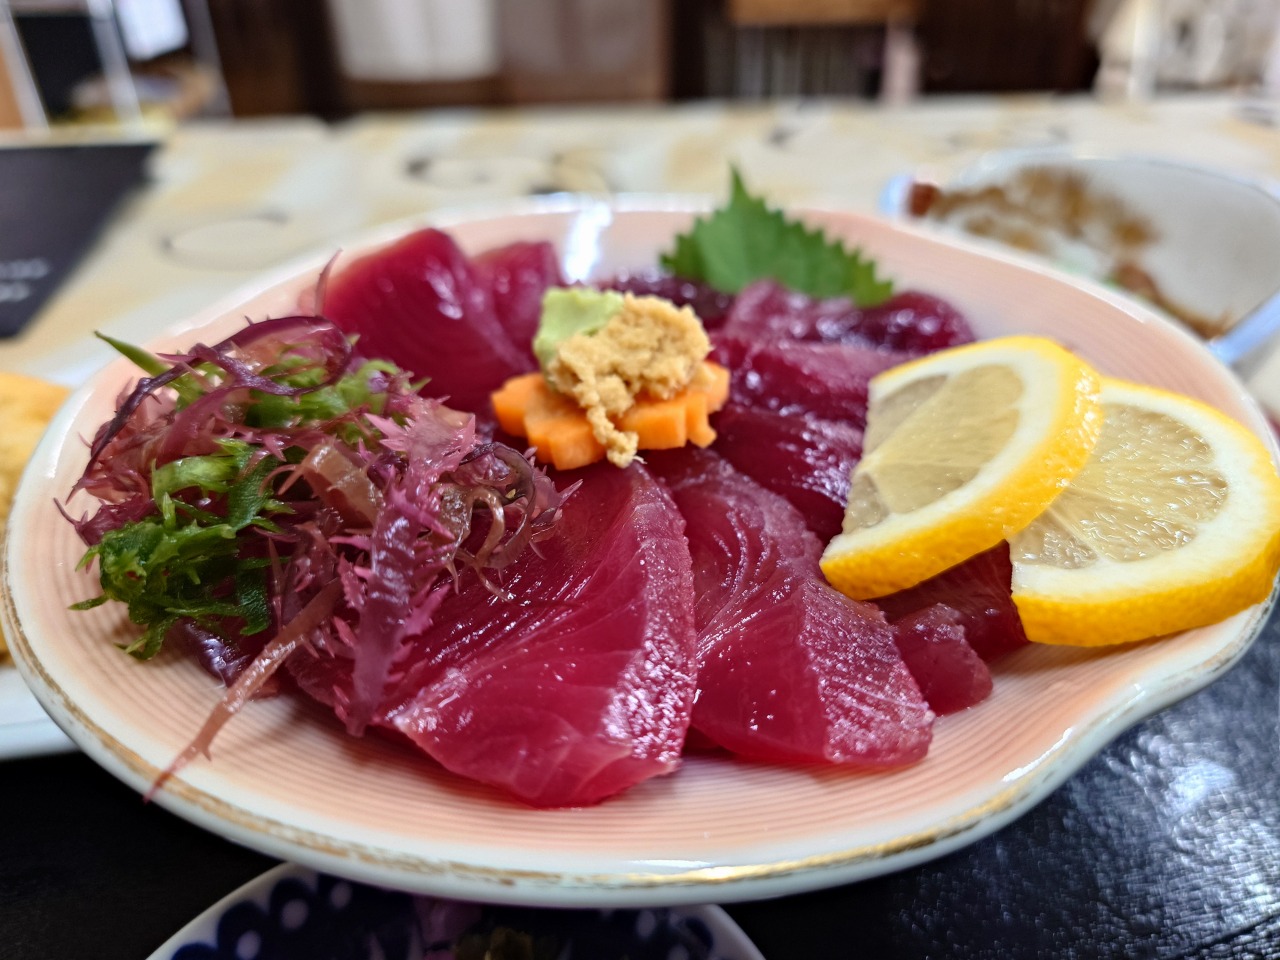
left=4, top=606, right=1280, bottom=960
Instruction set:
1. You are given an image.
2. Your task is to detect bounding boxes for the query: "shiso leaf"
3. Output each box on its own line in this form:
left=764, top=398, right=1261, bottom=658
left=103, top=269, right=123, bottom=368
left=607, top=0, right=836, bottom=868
left=660, top=167, right=894, bottom=306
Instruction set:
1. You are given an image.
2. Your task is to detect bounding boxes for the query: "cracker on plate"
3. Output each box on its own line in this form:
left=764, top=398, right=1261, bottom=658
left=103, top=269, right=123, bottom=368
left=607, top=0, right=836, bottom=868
left=0, top=373, right=71, bottom=657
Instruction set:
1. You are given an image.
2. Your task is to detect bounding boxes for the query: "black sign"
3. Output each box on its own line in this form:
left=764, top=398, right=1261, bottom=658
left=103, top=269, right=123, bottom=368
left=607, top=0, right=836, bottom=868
left=0, top=140, right=155, bottom=338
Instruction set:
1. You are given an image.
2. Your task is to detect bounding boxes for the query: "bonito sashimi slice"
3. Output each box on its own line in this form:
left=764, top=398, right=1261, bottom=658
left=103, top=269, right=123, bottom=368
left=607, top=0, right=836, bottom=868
left=323, top=228, right=540, bottom=415
left=876, top=544, right=1030, bottom=663
left=651, top=448, right=933, bottom=767
left=712, top=402, right=863, bottom=543
left=290, top=463, right=699, bottom=808
left=712, top=334, right=909, bottom=428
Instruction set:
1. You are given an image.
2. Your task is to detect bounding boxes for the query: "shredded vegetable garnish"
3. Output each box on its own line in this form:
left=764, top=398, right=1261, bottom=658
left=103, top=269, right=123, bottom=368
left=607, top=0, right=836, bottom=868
left=66, top=315, right=565, bottom=774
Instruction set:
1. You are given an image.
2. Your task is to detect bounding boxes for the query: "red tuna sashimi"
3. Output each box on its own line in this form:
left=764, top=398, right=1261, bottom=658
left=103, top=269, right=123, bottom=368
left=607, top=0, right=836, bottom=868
left=602, top=270, right=736, bottom=329
left=854, top=291, right=976, bottom=353
left=289, top=463, right=698, bottom=808
left=712, top=402, right=862, bottom=542
left=718, top=280, right=856, bottom=343
left=651, top=448, right=932, bottom=766
left=876, top=544, right=1030, bottom=661
left=891, top=605, right=992, bottom=715
left=324, top=228, right=531, bottom=414
left=474, top=241, right=564, bottom=367
left=712, top=334, right=910, bottom=427
left=720, top=280, right=975, bottom=353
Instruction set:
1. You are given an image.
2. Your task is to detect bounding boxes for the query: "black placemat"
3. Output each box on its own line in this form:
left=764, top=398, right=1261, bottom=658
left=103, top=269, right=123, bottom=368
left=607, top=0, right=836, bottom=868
left=0, top=140, right=155, bottom=338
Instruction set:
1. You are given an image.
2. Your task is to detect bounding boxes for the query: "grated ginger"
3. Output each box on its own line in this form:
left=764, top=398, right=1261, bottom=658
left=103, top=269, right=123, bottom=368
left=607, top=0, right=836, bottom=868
left=544, top=294, right=711, bottom=467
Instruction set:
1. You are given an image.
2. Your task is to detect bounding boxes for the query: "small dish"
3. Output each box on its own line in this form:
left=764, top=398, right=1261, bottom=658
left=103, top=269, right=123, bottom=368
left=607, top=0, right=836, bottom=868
left=146, top=863, right=764, bottom=960
left=881, top=149, right=1280, bottom=420
left=882, top=149, right=1280, bottom=334
left=4, top=198, right=1274, bottom=905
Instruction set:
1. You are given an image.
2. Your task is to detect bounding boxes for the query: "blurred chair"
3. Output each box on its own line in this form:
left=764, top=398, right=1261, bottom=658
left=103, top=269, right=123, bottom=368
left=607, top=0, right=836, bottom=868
left=330, top=0, right=498, bottom=84
left=320, top=0, right=670, bottom=110
left=722, top=0, right=922, bottom=101
left=915, top=0, right=1093, bottom=93
left=726, top=0, right=918, bottom=26
left=327, top=0, right=502, bottom=110
left=499, top=0, right=669, bottom=103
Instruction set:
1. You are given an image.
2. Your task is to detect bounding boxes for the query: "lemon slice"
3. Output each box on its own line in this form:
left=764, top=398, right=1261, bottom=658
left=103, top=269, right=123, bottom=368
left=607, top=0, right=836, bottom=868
left=1010, top=378, right=1280, bottom=646
left=821, top=336, right=1103, bottom=599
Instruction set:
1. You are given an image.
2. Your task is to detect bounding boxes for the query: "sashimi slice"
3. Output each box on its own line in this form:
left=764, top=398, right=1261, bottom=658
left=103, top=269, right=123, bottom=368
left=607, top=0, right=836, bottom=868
left=601, top=270, right=736, bottom=329
left=289, top=462, right=698, bottom=808
left=324, top=228, right=530, bottom=414
left=651, top=448, right=932, bottom=766
left=719, top=280, right=975, bottom=353
left=876, top=544, right=1030, bottom=661
left=891, top=604, right=993, bottom=715
left=712, top=334, right=910, bottom=427
left=718, top=280, right=858, bottom=343
left=474, top=240, right=564, bottom=366
left=712, top=402, right=863, bottom=542
left=854, top=291, right=976, bottom=353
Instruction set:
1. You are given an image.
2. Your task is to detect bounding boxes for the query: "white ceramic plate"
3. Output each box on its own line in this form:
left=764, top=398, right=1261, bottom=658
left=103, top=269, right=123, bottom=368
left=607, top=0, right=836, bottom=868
left=146, top=862, right=763, bottom=960
left=4, top=198, right=1274, bottom=906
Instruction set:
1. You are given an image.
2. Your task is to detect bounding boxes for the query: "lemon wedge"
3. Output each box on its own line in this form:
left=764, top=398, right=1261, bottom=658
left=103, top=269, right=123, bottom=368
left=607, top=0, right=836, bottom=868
left=821, top=336, right=1103, bottom=599
left=1010, top=378, right=1280, bottom=646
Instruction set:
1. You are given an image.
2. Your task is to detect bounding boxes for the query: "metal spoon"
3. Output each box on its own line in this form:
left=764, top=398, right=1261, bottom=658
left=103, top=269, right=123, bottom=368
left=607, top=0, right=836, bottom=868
left=1208, top=288, right=1280, bottom=379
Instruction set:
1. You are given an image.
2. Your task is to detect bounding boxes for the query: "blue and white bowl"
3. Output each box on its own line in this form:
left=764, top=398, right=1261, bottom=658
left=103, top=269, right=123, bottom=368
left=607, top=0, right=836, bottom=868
left=149, top=864, right=766, bottom=960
